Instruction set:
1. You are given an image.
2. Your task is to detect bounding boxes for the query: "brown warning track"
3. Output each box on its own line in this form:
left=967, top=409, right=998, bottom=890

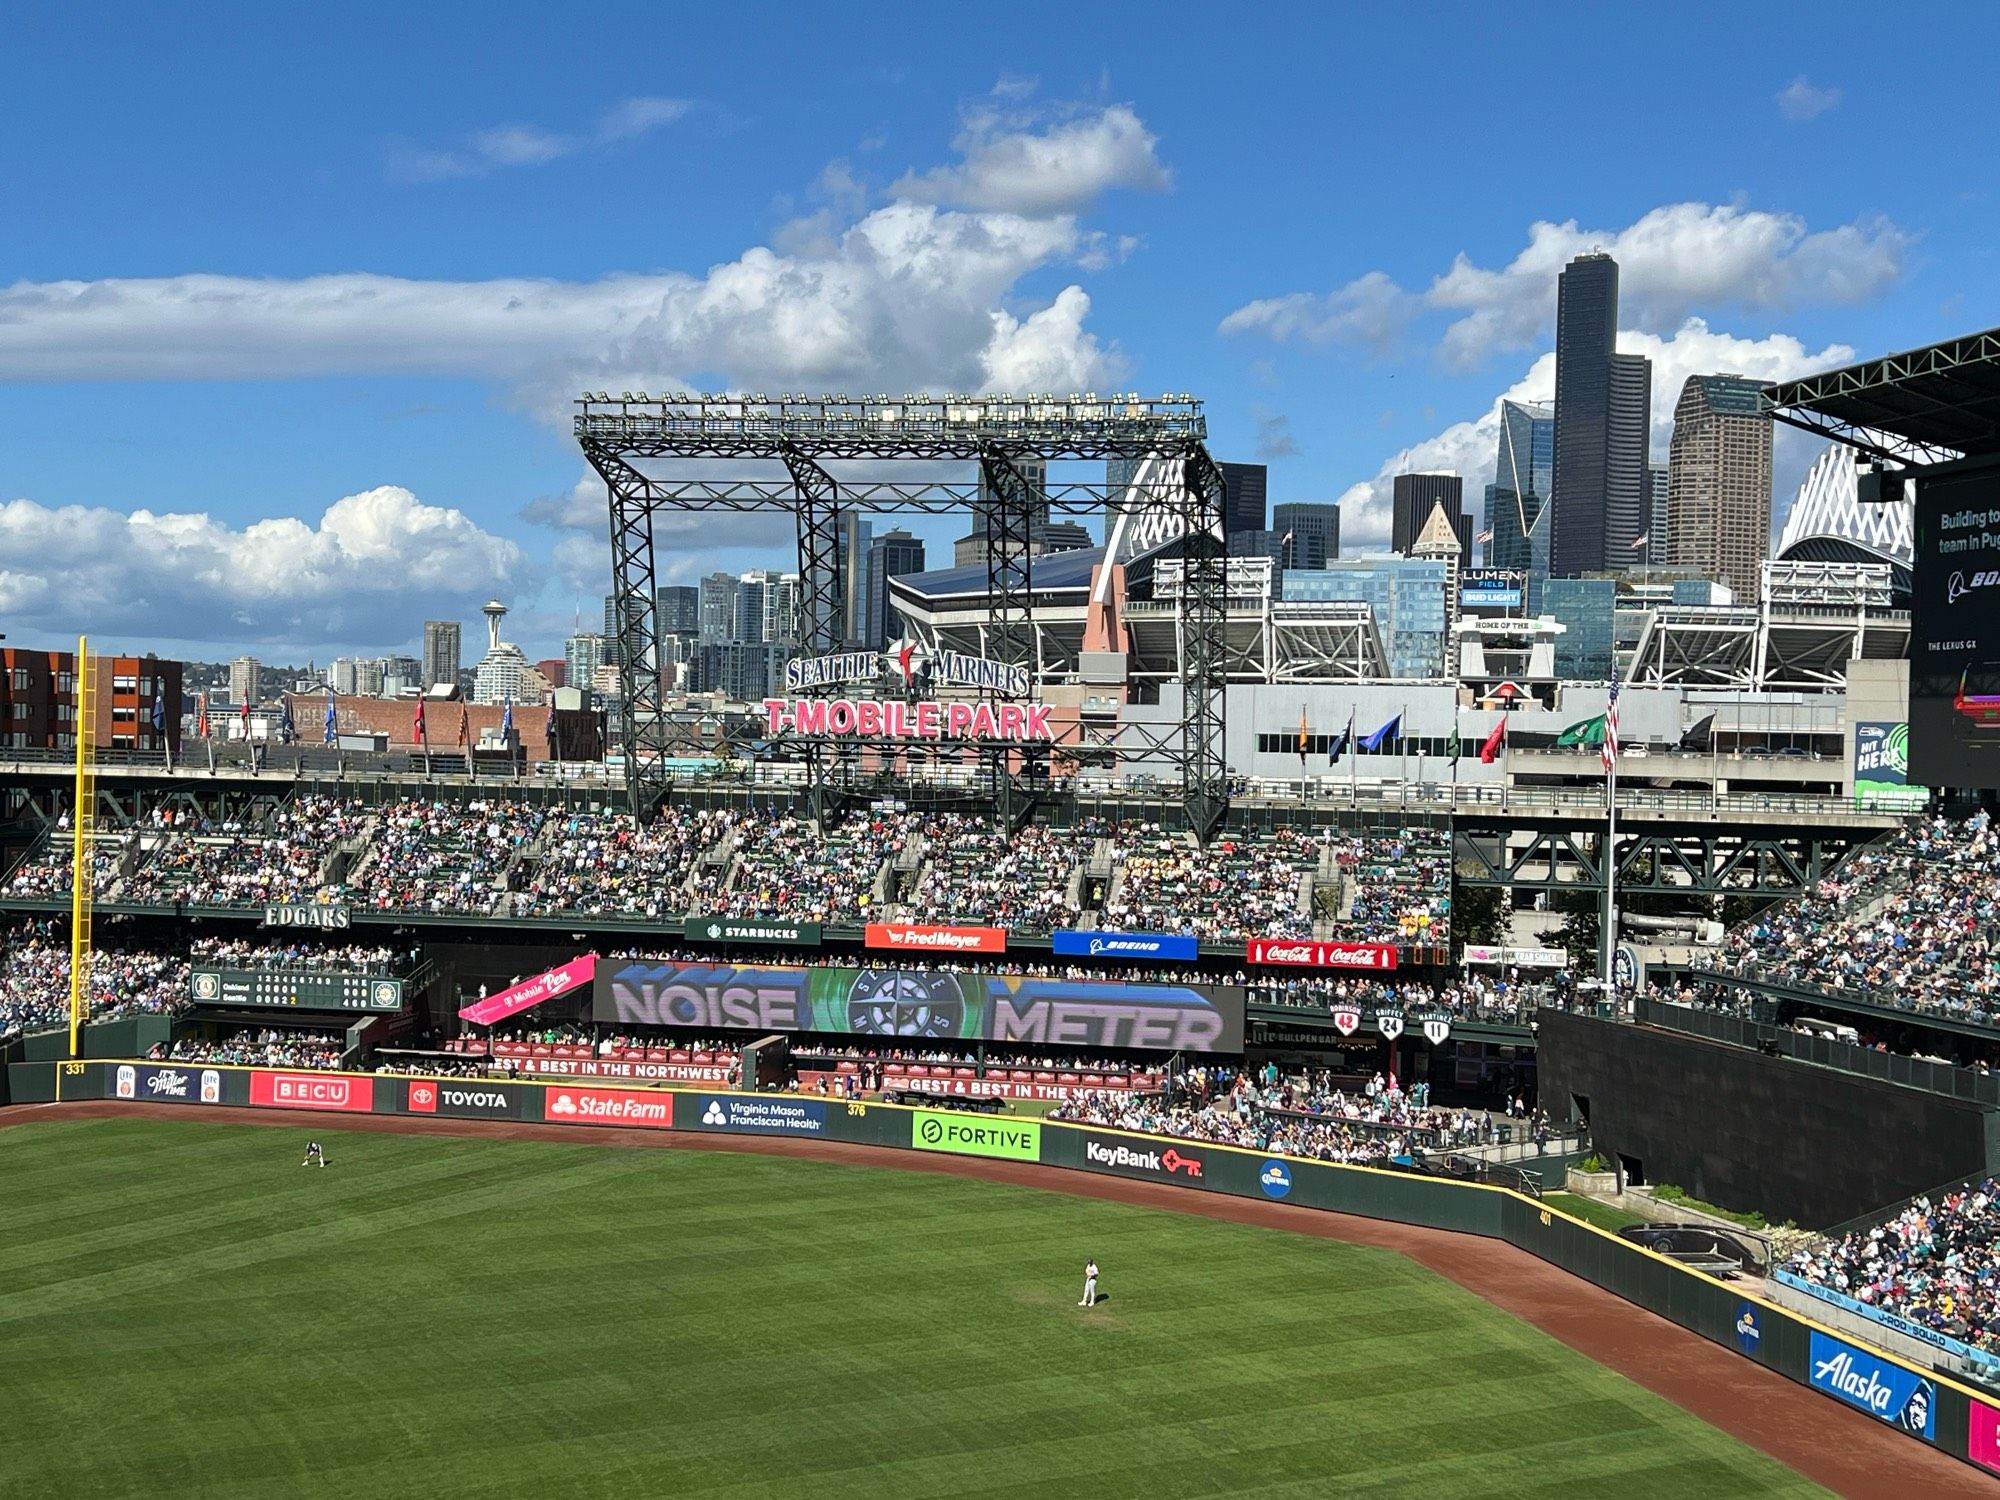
left=6, top=1101, right=1992, bottom=1499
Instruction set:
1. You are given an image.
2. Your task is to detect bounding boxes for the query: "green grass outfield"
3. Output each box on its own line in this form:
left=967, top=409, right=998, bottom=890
left=0, top=1118, right=1827, bottom=1499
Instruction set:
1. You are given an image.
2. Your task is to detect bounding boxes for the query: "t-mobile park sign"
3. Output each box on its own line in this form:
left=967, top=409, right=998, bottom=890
left=761, top=698, right=1054, bottom=742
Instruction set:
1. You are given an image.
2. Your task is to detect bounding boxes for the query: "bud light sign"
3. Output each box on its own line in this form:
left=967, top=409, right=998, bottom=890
left=1051, top=930, right=1198, bottom=962
left=1808, top=1332, right=1935, bottom=1440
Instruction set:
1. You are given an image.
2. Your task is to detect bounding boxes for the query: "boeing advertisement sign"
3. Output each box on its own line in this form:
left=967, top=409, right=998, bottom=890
left=1051, top=930, right=1199, bottom=962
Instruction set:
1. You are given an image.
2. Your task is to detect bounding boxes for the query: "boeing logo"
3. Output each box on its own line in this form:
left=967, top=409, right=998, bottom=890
left=1947, top=570, right=2000, bottom=603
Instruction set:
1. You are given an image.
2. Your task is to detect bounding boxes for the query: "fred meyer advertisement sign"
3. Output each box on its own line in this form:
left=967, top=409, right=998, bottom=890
left=1854, top=721, right=1926, bottom=811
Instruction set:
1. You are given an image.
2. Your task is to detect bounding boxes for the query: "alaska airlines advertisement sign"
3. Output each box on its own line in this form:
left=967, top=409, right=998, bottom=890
left=595, top=961, right=1243, bottom=1052
left=1807, top=1332, right=1936, bottom=1440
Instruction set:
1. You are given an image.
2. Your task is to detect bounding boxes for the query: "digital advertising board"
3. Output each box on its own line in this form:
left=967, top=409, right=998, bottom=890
left=594, top=960, right=1245, bottom=1052
left=190, top=968, right=403, bottom=1013
left=1912, top=466, right=2000, bottom=789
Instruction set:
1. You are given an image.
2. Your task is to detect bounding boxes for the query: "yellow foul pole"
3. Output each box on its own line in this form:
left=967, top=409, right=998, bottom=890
left=68, top=638, right=97, bottom=1057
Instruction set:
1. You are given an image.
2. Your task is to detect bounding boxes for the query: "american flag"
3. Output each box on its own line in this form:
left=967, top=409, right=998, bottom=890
left=1601, top=679, right=1620, bottom=773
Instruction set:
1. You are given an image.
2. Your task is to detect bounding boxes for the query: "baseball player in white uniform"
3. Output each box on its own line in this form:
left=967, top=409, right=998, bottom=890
left=1079, top=1259, right=1099, bottom=1307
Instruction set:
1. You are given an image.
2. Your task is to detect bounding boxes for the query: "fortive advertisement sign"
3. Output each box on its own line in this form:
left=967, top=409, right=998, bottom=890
left=692, top=1095, right=826, bottom=1137
left=544, top=1086, right=673, bottom=1129
left=682, top=916, right=821, bottom=947
left=112, top=1064, right=222, bottom=1105
left=1246, top=939, right=1398, bottom=970
left=458, top=954, right=597, bottom=1026
left=249, top=1071, right=375, bottom=1113
left=1080, top=1134, right=1205, bottom=1181
left=598, top=961, right=1244, bottom=1053
left=864, top=923, right=1007, bottom=955
left=1807, top=1332, right=1936, bottom=1440
left=1051, top=930, right=1198, bottom=962
left=909, top=1110, right=1041, bottom=1161
left=406, top=1081, right=523, bottom=1120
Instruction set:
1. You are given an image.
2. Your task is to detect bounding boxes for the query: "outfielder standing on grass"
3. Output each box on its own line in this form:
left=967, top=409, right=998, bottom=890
left=301, top=1140, right=326, bottom=1168
left=1079, top=1258, right=1099, bottom=1308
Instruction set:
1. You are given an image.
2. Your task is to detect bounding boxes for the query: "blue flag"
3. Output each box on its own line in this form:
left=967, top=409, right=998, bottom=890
left=502, top=696, right=514, bottom=737
left=150, top=693, right=164, bottom=734
left=1327, top=709, right=1355, bottom=765
left=279, top=703, right=296, bottom=744
left=1360, top=713, right=1402, bottom=753
left=324, top=694, right=337, bottom=745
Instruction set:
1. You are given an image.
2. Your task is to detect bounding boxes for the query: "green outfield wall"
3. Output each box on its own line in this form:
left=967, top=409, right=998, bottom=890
left=40, top=1061, right=1994, bottom=1477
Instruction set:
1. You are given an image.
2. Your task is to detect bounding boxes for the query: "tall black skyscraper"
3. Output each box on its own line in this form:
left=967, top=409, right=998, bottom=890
left=1272, top=503, right=1339, bottom=567
left=1551, top=252, right=1618, bottom=576
left=1217, top=462, right=1269, bottom=536
left=1605, top=351, right=1653, bottom=565
left=862, top=528, right=926, bottom=650
left=1391, top=473, right=1470, bottom=567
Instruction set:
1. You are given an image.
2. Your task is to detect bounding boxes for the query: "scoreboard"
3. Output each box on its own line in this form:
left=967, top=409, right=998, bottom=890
left=189, top=968, right=404, bottom=1013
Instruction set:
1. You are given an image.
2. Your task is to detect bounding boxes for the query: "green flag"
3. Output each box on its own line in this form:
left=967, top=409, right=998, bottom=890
left=1554, top=714, right=1607, bottom=748
left=1445, top=732, right=1461, bottom=760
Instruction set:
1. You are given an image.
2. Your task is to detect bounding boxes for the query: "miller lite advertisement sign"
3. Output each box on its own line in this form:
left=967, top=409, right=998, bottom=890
left=1247, top=939, right=1398, bottom=971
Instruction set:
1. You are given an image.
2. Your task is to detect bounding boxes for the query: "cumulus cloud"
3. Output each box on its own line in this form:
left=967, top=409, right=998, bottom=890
left=1333, top=321, right=1854, bottom=547
left=1254, top=409, right=1300, bottom=462
left=891, top=102, right=1171, bottom=216
left=0, top=485, right=528, bottom=650
left=1777, top=76, right=1841, bottom=122
left=1223, top=201, right=1910, bottom=370
left=0, top=203, right=1122, bottom=409
left=388, top=96, right=691, bottom=181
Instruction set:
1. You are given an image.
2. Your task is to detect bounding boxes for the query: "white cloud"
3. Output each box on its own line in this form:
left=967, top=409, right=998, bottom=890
left=1776, top=76, right=1841, bottom=122
left=389, top=96, right=691, bottom=181
left=979, top=286, right=1117, bottom=392
left=1223, top=201, right=1910, bottom=370
left=891, top=103, right=1171, bottom=217
left=1333, top=321, right=1854, bottom=547
left=0, top=485, right=529, bottom=650
left=1253, top=409, right=1300, bottom=462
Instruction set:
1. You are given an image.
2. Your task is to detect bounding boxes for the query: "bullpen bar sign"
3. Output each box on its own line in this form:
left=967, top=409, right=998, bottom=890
left=865, top=923, right=1007, bottom=955
left=683, top=916, right=821, bottom=946
left=1808, top=1332, right=1935, bottom=1440
left=909, top=1110, right=1041, bottom=1161
left=1246, top=939, right=1398, bottom=970
left=458, top=954, right=596, bottom=1026
left=1052, top=930, right=1198, bottom=962
left=249, top=1071, right=375, bottom=1113
left=261, top=904, right=351, bottom=930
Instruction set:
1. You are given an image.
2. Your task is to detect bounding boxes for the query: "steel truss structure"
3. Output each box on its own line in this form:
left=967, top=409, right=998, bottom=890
left=1454, top=816, right=1879, bottom=899
left=576, top=392, right=1231, bottom=837
left=1764, top=326, right=2000, bottom=466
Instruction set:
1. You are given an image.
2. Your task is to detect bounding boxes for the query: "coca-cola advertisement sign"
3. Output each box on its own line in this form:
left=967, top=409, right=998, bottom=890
left=1246, top=939, right=1399, bottom=971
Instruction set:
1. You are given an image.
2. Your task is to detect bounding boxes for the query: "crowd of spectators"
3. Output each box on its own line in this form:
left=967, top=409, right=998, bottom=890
left=354, top=798, right=548, bottom=914
left=0, top=822, right=127, bottom=899
left=1785, top=1178, right=2000, bottom=1354
left=515, top=807, right=747, bottom=919
left=901, top=817, right=1089, bottom=933
left=162, top=1027, right=342, bottom=1070
left=1103, top=824, right=1317, bottom=941
left=1328, top=829, right=1451, bottom=945
left=120, top=795, right=366, bottom=908
left=727, top=809, right=924, bottom=924
left=188, top=937, right=403, bottom=973
left=1700, top=811, right=2000, bottom=1024
left=1251, top=972, right=1541, bottom=1023
left=0, top=924, right=189, bottom=1040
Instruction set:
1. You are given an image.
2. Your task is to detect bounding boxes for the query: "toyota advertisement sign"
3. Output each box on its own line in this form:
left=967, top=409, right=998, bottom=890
left=404, top=1080, right=527, bottom=1120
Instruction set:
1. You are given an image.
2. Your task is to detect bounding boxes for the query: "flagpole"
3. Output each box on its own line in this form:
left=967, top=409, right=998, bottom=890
left=1349, top=710, right=1358, bottom=807
left=1601, top=687, right=1619, bottom=999
left=1401, top=700, right=1410, bottom=806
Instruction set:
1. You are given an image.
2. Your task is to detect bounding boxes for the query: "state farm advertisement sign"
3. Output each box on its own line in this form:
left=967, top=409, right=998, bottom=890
left=544, top=1086, right=673, bottom=1129
left=1246, top=939, right=1398, bottom=970
left=249, top=1071, right=375, bottom=1113
left=864, top=923, right=1007, bottom=954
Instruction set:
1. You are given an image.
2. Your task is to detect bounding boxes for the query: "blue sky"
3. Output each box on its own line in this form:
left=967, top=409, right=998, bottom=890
left=3, top=3, right=1995, bottom=664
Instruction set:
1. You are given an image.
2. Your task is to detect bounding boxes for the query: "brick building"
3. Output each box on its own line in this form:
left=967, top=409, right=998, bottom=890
left=282, top=692, right=605, bottom=762
left=0, top=648, right=184, bottom=754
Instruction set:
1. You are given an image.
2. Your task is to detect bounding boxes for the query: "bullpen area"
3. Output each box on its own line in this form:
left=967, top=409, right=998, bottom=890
left=4, top=1100, right=1988, bottom=1498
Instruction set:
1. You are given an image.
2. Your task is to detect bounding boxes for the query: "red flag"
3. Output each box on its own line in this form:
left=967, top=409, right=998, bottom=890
left=457, top=705, right=469, bottom=747
left=196, top=693, right=210, bottom=738
left=1479, top=719, right=1506, bottom=764
left=238, top=699, right=249, bottom=726
left=414, top=700, right=426, bottom=742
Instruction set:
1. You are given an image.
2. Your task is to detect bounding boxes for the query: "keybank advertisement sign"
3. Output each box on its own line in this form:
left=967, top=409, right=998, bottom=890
left=909, top=1110, right=1041, bottom=1161
left=598, top=961, right=1243, bottom=1053
left=692, top=1095, right=827, bottom=1137
left=1808, top=1332, right=1936, bottom=1440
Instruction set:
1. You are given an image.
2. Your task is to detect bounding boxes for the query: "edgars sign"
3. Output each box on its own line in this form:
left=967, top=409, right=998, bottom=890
left=261, top=904, right=351, bottom=930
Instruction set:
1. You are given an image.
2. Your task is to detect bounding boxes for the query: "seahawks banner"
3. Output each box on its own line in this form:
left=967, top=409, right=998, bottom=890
left=594, top=960, right=1245, bottom=1053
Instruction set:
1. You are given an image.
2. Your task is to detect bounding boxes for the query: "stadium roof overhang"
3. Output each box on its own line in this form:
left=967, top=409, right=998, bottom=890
left=1763, top=326, right=2000, bottom=466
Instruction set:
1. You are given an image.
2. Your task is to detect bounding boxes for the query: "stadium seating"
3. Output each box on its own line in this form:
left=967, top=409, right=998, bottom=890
left=120, top=795, right=367, bottom=908
left=514, top=806, right=749, bottom=919
left=353, top=797, right=548, bottom=915
left=0, top=926, right=188, bottom=1040
left=1784, top=1178, right=2000, bottom=1354
left=167, top=1026, right=343, bottom=1069
left=1103, top=824, right=1318, bottom=941
left=900, top=816, right=1090, bottom=933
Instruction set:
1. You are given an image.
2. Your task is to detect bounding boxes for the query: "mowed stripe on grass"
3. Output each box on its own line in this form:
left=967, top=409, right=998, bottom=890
left=0, top=1118, right=1828, bottom=1499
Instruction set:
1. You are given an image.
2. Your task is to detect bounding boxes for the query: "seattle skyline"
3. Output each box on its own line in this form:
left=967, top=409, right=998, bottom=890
left=1, top=3, right=1992, bottom=664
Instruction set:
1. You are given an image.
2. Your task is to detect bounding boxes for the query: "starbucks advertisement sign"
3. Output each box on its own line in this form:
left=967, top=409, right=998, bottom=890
left=1854, top=722, right=1926, bottom=811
